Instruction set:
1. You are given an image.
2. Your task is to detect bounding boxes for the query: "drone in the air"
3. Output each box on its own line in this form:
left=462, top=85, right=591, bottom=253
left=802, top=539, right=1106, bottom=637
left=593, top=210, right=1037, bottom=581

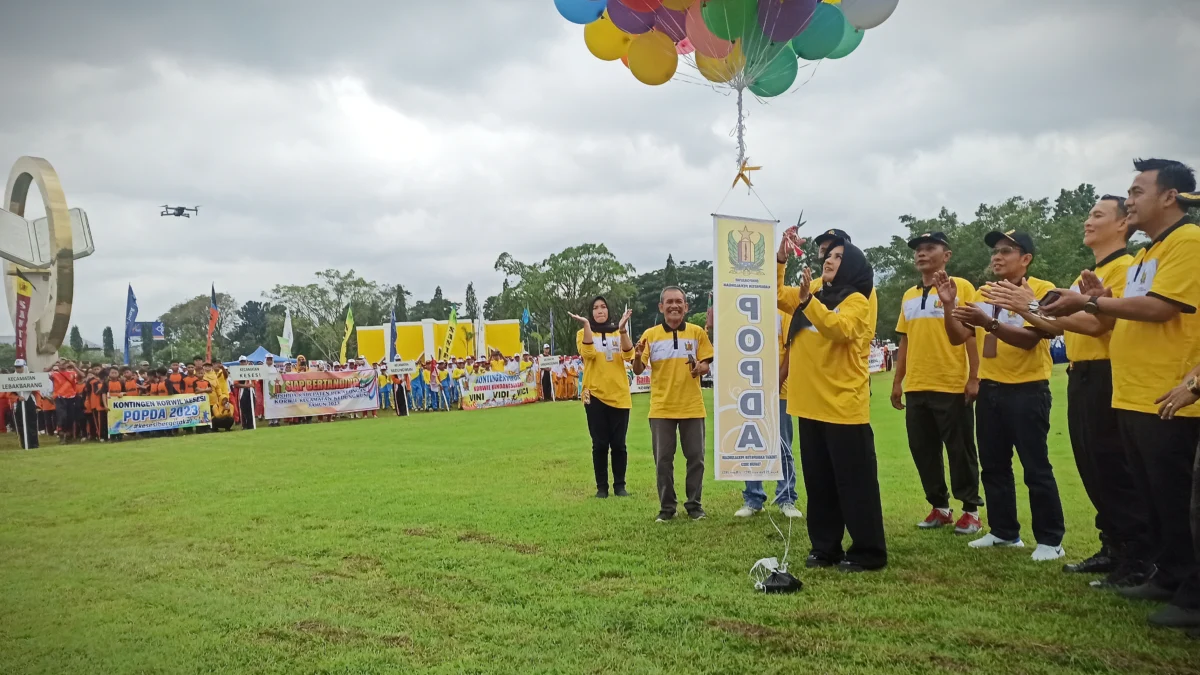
left=160, top=205, right=200, bottom=218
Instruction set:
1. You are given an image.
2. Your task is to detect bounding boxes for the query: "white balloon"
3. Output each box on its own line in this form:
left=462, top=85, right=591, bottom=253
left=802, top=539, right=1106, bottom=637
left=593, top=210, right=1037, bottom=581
left=838, top=0, right=899, bottom=30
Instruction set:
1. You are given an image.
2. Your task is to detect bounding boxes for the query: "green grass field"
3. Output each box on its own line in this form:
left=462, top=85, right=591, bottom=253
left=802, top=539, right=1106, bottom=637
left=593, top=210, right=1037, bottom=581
left=2, top=367, right=1198, bottom=674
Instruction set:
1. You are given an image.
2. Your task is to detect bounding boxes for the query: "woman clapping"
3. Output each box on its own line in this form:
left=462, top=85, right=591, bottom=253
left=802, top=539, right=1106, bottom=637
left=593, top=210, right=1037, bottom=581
left=570, top=297, right=634, bottom=499
left=779, top=233, right=887, bottom=572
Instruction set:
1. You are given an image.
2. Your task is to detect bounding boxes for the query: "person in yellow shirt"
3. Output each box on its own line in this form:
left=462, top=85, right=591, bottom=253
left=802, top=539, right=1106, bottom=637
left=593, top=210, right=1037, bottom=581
left=632, top=286, right=713, bottom=522
left=984, top=196, right=1150, bottom=587
left=1043, top=159, right=1200, bottom=628
left=734, top=307, right=802, bottom=520
left=891, top=231, right=983, bottom=535
left=571, top=296, right=634, bottom=499
left=778, top=232, right=886, bottom=572
left=941, top=230, right=1065, bottom=562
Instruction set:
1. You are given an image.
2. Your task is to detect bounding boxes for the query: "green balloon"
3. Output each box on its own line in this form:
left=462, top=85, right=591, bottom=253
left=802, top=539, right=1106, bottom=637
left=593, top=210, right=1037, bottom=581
left=741, top=23, right=789, bottom=79
left=827, top=20, right=864, bottom=60
left=791, top=3, right=846, bottom=61
left=749, top=43, right=798, bottom=98
left=701, top=0, right=758, bottom=42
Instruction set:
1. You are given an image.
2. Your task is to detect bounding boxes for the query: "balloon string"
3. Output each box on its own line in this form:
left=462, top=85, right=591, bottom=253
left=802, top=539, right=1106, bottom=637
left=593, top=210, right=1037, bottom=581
left=735, top=86, right=747, bottom=168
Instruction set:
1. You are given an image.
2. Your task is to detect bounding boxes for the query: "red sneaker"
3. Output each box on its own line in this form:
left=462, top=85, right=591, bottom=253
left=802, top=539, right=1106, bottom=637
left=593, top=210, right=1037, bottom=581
left=918, top=508, right=954, bottom=529
left=953, top=511, right=982, bottom=535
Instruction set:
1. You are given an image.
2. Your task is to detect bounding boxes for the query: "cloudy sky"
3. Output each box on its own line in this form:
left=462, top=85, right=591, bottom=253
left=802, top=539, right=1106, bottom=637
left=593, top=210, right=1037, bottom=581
left=1, top=0, right=1197, bottom=341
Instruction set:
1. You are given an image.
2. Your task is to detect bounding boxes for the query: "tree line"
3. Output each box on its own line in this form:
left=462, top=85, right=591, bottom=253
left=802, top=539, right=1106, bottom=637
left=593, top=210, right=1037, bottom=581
left=50, top=183, right=1185, bottom=366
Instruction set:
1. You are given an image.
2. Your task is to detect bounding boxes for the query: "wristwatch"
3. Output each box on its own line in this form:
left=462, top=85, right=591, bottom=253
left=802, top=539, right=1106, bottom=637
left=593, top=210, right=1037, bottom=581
left=986, top=319, right=1000, bottom=333
left=1083, top=296, right=1102, bottom=315
left=1027, top=300, right=1040, bottom=314
left=1187, top=375, right=1200, bottom=396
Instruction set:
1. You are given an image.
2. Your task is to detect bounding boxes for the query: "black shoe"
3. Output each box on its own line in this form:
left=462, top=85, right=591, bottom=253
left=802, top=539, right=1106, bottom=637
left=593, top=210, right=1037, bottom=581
left=1117, top=582, right=1175, bottom=603
left=595, top=490, right=609, bottom=499
left=613, top=486, right=630, bottom=497
left=655, top=511, right=675, bottom=522
left=1091, top=563, right=1157, bottom=590
left=1062, top=549, right=1114, bottom=574
left=836, top=561, right=883, bottom=573
left=1148, top=605, right=1200, bottom=628
left=805, top=554, right=839, bottom=569
left=688, top=509, right=707, bottom=521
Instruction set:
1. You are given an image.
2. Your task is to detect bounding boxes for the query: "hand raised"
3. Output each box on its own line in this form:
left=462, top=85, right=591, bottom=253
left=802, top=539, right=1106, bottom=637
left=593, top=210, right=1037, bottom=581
left=933, top=270, right=958, bottom=308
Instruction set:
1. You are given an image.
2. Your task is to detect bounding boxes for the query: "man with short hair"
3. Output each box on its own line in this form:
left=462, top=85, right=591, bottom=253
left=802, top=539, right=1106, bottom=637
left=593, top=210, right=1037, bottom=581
left=940, top=230, right=1067, bottom=562
left=540, top=344, right=554, bottom=401
left=11, top=359, right=39, bottom=449
left=633, top=286, right=713, bottom=522
left=891, top=231, right=984, bottom=535
left=1043, top=159, right=1200, bottom=628
left=984, top=195, right=1150, bottom=587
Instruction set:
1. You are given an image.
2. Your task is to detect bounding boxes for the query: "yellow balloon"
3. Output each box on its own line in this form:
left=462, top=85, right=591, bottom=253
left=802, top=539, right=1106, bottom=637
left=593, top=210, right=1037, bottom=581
left=662, top=0, right=697, bottom=10
left=584, top=13, right=631, bottom=62
left=696, top=43, right=745, bottom=84
left=627, top=30, right=678, bottom=86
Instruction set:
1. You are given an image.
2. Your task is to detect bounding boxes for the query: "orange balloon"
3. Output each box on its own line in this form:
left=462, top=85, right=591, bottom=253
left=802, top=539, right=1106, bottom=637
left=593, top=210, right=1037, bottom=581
left=686, top=1, right=733, bottom=58
left=627, top=30, right=678, bottom=86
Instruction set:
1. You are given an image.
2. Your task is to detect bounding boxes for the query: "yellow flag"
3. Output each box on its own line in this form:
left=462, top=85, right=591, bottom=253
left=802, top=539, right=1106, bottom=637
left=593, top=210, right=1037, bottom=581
left=340, top=305, right=354, bottom=363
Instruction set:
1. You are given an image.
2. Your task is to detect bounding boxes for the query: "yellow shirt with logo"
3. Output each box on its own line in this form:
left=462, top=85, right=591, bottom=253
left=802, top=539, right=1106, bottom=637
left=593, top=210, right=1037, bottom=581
left=895, top=277, right=976, bottom=394
left=785, top=264, right=875, bottom=424
left=639, top=322, right=713, bottom=419
left=812, top=278, right=877, bottom=360
left=1064, top=252, right=1132, bottom=363
left=1110, top=221, right=1200, bottom=417
left=972, top=277, right=1055, bottom=384
left=778, top=310, right=792, bottom=401
left=578, top=329, right=634, bottom=409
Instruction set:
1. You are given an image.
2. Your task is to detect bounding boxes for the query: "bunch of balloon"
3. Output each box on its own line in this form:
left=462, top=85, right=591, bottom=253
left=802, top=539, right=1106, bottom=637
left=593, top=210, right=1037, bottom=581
left=555, top=0, right=901, bottom=163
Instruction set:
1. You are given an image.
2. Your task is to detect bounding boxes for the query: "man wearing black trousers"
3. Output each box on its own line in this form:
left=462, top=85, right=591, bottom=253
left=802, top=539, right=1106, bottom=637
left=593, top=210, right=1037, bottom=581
left=1044, top=159, right=1200, bottom=630
left=11, top=359, right=39, bottom=450
left=939, top=230, right=1067, bottom=563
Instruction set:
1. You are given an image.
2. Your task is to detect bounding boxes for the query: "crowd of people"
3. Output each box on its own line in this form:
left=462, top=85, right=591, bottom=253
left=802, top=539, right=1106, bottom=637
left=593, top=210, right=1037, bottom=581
left=571, top=158, right=1200, bottom=635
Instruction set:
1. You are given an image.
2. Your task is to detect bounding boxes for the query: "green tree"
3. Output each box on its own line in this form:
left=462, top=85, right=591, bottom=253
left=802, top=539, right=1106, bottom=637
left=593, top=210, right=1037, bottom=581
left=663, top=254, right=679, bottom=287
left=494, top=243, right=636, bottom=355
left=266, top=269, right=393, bottom=362
left=102, top=326, right=115, bottom=358
left=231, top=301, right=272, bottom=356
left=464, top=282, right=479, bottom=320
left=392, top=284, right=411, bottom=322
left=158, top=292, right=239, bottom=364
left=69, top=326, right=84, bottom=353
left=410, top=286, right=455, bottom=321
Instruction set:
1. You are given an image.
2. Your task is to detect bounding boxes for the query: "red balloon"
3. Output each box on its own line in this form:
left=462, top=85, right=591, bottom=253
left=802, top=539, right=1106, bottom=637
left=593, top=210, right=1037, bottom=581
left=619, top=0, right=663, bottom=12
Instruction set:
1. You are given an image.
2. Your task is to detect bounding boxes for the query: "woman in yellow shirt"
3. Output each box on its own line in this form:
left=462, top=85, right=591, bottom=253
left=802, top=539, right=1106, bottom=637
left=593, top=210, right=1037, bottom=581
left=779, top=233, right=887, bottom=572
left=571, top=296, right=634, bottom=499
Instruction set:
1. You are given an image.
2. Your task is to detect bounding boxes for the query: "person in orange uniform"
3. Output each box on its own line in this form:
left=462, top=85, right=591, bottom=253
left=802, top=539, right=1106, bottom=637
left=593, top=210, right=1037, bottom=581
left=570, top=296, right=634, bottom=499
left=777, top=231, right=886, bottom=572
left=49, top=362, right=79, bottom=444
left=84, top=367, right=106, bottom=442
left=182, top=366, right=199, bottom=395
left=166, top=363, right=185, bottom=395
left=104, top=367, right=125, bottom=442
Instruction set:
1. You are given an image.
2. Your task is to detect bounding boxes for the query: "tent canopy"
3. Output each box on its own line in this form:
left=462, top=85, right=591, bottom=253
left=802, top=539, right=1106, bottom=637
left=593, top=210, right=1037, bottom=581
left=223, top=345, right=295, bottom=366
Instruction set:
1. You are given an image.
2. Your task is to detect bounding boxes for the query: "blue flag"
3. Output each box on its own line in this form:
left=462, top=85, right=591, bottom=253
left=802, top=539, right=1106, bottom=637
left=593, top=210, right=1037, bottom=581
left=389, top=309, right=398, bottom=362
left=522, top=307, right=530, bottom=325
left=123, top=285, right=138, bottom=365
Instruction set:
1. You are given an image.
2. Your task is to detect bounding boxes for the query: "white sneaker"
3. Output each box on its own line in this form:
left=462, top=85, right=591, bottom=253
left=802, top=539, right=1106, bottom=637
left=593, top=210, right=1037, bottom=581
left=1031, top=544, right=1065, bottom=562
left=779, top=503, right=803, bottom=519
left=734, top=506, right=761, bottom=518
left=968, top=533, right=1025, bottom=549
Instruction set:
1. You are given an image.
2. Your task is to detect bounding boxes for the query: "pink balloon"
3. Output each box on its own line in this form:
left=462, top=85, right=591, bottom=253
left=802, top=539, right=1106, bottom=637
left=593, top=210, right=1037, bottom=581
left=686, top=1, right=733, bottom=58
left=654, top=6, right=688, bottom=42
left=676, top=37, right=695, bottom=55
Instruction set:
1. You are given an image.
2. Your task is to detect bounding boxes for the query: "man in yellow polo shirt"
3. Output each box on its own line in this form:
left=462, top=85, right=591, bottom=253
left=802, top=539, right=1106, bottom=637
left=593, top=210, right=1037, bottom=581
left=1043, top=159, right=1200, bottom=628
left=984, top=195, right=1150, bottom=587
left=940, top=230, right=1066, bottom=563
left=633, top=286, right=713, bottom=522
left=891, top=231, right=983, bottom=535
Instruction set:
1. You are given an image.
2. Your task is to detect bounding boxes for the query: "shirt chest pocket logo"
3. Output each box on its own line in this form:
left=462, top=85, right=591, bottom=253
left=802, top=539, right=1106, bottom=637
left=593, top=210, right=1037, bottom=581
left=1124, top=259, right=1157, bottom=298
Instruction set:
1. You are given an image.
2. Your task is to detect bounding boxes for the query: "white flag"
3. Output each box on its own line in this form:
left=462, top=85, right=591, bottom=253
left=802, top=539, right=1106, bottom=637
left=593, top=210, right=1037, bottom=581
left=279, top=308, right=294, bottom=358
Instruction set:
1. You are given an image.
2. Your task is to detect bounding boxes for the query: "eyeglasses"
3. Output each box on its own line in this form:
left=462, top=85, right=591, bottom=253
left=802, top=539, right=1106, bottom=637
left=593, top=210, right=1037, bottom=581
left=991, top=246, right=1021, bottom=257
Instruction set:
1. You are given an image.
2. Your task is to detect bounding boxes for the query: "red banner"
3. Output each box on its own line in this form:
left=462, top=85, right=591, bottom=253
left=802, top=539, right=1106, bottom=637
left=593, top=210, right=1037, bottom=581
left=14, top=277, right=32, bottom=361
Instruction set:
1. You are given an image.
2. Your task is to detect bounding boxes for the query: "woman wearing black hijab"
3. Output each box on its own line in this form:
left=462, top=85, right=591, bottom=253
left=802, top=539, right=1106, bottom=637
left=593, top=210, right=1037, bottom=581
left=570, top=296, right=634, bottom=498
left=778, top=233, right=887, bottom=572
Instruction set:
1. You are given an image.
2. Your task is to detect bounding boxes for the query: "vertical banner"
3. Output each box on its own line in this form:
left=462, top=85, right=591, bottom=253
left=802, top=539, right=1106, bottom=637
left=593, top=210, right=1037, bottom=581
left=439, top=308, right=458, bottom=360
left=713, top=214, right=781, bottom=481
left=124, top=284, right=138, bottom=365
left=13, top=277, right=32, bottom=361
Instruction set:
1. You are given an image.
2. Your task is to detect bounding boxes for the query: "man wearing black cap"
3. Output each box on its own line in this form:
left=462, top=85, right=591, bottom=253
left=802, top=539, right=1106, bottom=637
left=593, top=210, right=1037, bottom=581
left=11, top=359, right=39, bottom=449
left=891, top=232, right=983, bottom=535
left=1043, top=158, right=1200, bottom=629
left=939, top=230, right=1067, bottom=563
